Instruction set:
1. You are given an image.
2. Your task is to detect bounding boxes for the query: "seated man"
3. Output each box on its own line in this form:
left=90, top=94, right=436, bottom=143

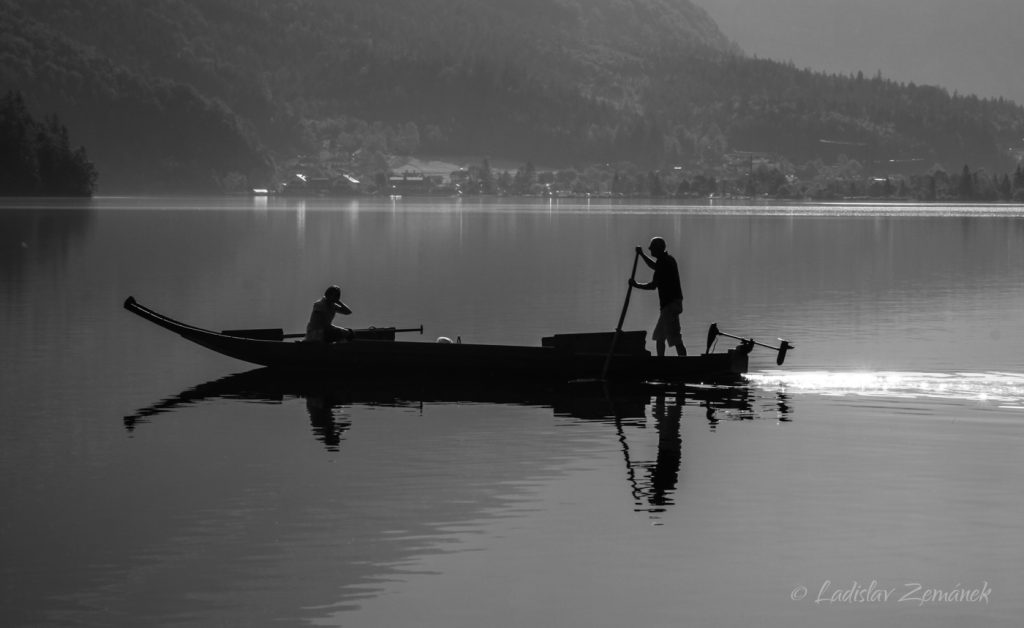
left=305, top=285, right=353, bottom=342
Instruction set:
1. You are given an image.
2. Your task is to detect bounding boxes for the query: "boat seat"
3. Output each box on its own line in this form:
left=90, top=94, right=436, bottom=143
left=541, top=331, right=649, bottom=355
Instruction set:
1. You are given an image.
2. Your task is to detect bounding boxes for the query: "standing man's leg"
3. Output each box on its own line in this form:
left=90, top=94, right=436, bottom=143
left=654, top=306, right=669, bottom=357
left=673, top=333, right=686, bottom=356
left=672, top=316, right=686, bottom=356
left=670, top=300, right=686, bottom=356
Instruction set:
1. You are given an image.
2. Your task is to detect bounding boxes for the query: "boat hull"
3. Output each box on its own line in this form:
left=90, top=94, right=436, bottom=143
left=124, top=297, right=748, bottom=383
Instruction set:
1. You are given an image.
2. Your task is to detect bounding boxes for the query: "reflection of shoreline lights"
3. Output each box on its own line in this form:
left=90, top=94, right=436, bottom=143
left=294, top=200, right=306, bottom=246
left=748, top=370, right=1024, bottom=406
left=449, top=202, right=1024, bottom=218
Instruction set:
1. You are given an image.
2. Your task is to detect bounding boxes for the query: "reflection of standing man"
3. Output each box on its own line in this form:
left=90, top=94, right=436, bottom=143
left=648, top=394, right=683, bottom=509
left=630, top=237, right=686, bottom=356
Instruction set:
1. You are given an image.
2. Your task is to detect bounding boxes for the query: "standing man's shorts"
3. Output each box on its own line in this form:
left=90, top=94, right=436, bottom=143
left=652, top=299, right=684, bottom=347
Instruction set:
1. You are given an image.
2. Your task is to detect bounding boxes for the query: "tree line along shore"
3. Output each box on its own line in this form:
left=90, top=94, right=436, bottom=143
left=0, top=91, right=96, bottom=197
left=4, top=87, right=1022, bottom=203
left=277, top=156, right=1024, bottom=203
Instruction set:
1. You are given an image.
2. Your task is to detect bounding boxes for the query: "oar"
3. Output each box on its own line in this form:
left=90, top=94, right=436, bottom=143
left=705, top=323, right=793, bottom=366
left=221, top=325, right=424, bottom=341
left=601, top=249, right=642, bottom=380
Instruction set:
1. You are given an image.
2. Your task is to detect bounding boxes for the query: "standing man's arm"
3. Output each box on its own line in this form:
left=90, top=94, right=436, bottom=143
left=636, top=246, right=657, bottom=270
left=630, top=246, right=658, bottom=290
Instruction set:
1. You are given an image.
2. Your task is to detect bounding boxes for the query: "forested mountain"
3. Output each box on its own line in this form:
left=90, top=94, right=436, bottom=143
left=700, top=0, right=1024, bottom=106
left=1, top=0, right=1021, bottom=192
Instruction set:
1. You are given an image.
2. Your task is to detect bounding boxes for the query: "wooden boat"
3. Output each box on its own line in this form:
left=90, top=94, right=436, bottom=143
left=124, top=296, right=751, bottom=383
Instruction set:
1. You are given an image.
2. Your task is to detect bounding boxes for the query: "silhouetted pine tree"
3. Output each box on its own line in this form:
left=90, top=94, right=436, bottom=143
left=958, top=164, right=974, bottom=200
left=0, top=92, right=96, bottom=196
left=0, top=92, right=39, bottom=195
left=998, top=174, right=1012, bottom=200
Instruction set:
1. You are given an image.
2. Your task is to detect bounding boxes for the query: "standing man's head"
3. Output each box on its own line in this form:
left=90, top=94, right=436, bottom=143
left=325, top=285, right=342, bottom=303
left=648, top=237, right=667, bottom=258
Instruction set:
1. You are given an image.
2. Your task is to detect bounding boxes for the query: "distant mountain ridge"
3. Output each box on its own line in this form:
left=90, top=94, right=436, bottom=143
left=2, top=0, right=1021, bottom=192
left=700, top=0, right=1024, bottom=107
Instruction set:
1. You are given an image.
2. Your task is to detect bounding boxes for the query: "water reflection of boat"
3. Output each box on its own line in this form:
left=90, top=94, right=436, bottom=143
left=123, top=297, right=750, bottom=383
left=125, top=369, right=793, bottom=513
left=124, top=368, right=653, bottom=449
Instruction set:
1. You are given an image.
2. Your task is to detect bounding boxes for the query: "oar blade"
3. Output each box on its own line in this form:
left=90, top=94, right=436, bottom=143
left=705, top=323, right=720, bottom=354
left=776, top=340, right=793, bottom=366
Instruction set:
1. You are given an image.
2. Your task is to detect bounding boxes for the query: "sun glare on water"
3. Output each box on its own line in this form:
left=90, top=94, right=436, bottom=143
left=747, top=370, right=1024, bottom=409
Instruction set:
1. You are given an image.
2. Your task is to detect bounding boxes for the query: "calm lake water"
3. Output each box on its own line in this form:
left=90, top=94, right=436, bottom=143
left=2, top=196, right=1023, bottom=627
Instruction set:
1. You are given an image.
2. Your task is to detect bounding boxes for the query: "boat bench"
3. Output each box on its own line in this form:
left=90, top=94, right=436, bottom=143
left=541, top=331, right=650, bottom=356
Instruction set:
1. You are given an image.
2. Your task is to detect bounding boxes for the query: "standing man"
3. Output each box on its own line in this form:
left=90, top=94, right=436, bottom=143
left=305, top=285, right=353, bottom=342
left=630, top=237, right=686, bottom=357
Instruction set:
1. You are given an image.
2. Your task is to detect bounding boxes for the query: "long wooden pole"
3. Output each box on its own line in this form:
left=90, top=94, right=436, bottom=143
left=602, top=249, right=642, bottom=380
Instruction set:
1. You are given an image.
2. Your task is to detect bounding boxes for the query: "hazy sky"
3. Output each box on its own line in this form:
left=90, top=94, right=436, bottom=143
left=698, top=0, right=1024, bottom=105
